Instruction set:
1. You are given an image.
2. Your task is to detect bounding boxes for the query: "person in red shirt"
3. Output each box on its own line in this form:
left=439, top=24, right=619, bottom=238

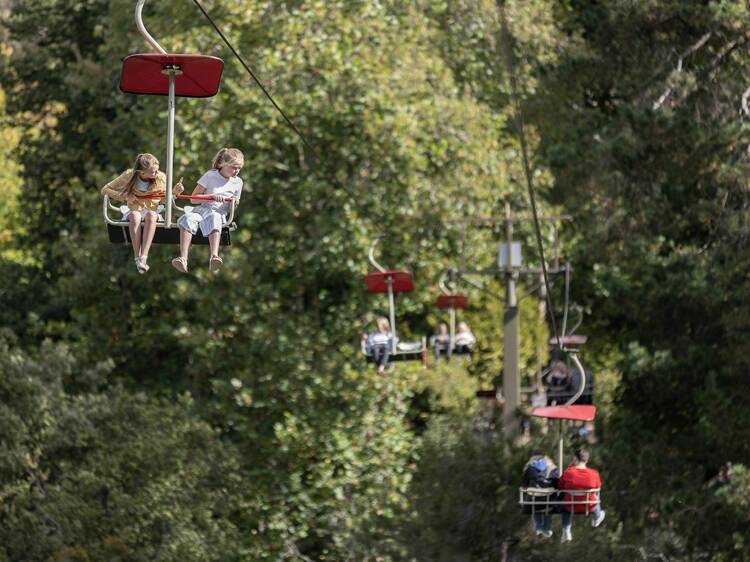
left=558, top=448, right=605, bottom=543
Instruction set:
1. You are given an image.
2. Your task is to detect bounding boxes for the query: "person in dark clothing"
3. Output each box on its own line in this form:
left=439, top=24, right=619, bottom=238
left=432, top=322, right=452, bottom=363
left=546, top=361, right=571, bottom=405
left=521, top=449, right=559, bottom=538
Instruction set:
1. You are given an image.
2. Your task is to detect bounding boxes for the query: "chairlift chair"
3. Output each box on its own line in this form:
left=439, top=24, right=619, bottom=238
left=518, top=353, right=600, bottom=515
left=103, top=0, right=234, bottom=245
left=363, top=237, right=427, bottom=366
left=433, top=270, right=472, bottom=359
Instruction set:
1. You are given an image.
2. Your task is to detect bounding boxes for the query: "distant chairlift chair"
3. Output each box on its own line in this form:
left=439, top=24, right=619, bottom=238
left=363, top=237, right=427, bottom=366
left=433, top=270, right=471, bottom=360
left=518, top=353, right=600, bottom=516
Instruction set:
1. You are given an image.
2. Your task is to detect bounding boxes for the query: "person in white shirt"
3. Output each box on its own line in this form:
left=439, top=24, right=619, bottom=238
left=361, top=317, right=393, bottom=374
left=172, top=148, right=244, bottom=273
left=454, top=321, right=476, bottom=359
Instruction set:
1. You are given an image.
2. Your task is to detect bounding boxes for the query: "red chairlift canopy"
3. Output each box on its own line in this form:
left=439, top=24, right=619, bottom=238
left=120, top=54, right=224, bottom=98
left=436, top=294, right=468, bottom=309
left=549, top=335, right=588, bottom=347
left=364, top=270, right=414, bottom=293
left=532, top=405, right=596, bottom=422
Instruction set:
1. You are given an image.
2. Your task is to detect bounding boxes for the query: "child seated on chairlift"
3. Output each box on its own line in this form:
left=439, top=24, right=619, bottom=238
left=172, top=148, right=244, bottom=274
left=454, top=321, right=476, bottom=358
left=432, top=321, right=452, bottom=363
left=361, top=317, right=393, bottom=374
left=101, top=153, right=184, bottom=273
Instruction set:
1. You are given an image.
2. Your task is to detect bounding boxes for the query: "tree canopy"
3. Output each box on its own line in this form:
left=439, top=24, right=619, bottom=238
left=3, top=1, right=750, bottom=560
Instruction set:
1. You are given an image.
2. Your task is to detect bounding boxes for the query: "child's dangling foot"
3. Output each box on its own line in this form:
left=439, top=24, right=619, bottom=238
left=171, top=256, right=188, bottom=273
left=135, top=256, right=147, bottom=274
left=209, top=255, right=223, bottom=272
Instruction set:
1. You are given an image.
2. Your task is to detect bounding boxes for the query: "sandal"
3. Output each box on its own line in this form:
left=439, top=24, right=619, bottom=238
left=209, top=255, right=223, bottom=272
left=139, top=256, right=150, bottom=273
left=135, top=257, right=146, bottom=274
left=171, top=257, right=188, bottom=273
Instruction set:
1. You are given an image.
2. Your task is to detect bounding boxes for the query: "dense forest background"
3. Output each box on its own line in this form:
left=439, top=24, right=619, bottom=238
left=2, top=0, right=750, bottom=560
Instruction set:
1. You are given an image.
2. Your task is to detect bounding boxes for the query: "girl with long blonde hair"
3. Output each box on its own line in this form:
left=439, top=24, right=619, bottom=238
left=101, top=153, right=184, bottom=273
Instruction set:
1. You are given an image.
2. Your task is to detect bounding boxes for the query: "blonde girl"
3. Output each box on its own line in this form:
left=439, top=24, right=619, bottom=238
left=101, top=153, right=184, bottom=273
left=172, top=148, right=244, bottom=273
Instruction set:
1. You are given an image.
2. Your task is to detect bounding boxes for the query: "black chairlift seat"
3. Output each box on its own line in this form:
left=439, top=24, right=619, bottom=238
left=107, top=222, right=233, bottom=246
left=364, top=349, right=426, bottom=365
left=362, top=339, right=428, bottom=366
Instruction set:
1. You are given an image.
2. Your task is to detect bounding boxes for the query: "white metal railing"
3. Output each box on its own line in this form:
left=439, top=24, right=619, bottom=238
left=102, top=193, right=237, bottom=229
left=519, top=487, right=601, bottom=514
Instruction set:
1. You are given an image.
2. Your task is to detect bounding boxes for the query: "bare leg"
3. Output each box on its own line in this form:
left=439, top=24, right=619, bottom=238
left=179, top=227, right=192, bottom=259
left=128, top=211, right=143, bottom=257
left=140, top=211, right=158, bottom=259
left=208, top=229, right=220, bottom=259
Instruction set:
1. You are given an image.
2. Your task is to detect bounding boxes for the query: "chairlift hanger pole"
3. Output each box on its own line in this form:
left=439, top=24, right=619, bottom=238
left=369, top=237, right=397, bottom=354
left=135, top=0, right=176, bottom=226
left=439, top=271, right=457, bottom=350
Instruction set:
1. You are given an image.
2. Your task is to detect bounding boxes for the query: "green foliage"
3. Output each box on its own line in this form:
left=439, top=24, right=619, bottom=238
left=0, top=339, right=241, bottom=561
left=5, top=0, right=750, bottom=560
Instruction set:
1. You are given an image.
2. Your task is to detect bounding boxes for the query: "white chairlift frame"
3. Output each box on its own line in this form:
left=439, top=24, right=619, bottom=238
left=104, top=1, right=238, bottom=234
left=518, top=487, right=601, bottom=512
left=101, top=192, right=236, bottom=229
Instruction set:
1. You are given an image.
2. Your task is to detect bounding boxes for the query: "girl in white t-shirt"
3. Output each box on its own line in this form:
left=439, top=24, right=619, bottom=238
left=172, top=148, right=244, bottom=273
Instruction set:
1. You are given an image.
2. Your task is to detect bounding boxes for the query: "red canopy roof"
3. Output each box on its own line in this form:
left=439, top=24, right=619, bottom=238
left=364, top=270, right=414, bottom=293
left=120, top=54, right=224, bottom=98
left=549, top=335, right=588, bottom=347
left=532, top=405, right=596, bottom=421
left=436, top=294, right=468, bottom=309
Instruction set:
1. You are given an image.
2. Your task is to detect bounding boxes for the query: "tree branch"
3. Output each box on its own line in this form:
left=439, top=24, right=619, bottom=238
left=653, top=31, right=713, bottom=110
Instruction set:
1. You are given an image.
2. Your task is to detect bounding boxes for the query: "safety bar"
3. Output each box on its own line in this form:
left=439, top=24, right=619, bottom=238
left=135, top=194, right=235, bottom=202
left=103, top=193, right=236, bottom=228
left=519, top=487, right=601, bottom=513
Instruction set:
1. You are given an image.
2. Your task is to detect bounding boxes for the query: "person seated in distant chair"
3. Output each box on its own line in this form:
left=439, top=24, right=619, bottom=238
left=546, top=361, right=571, bottom=405
left=431, top=322, right=452, bottom=363
left=521, top=449, right=559, bottom=538
left=361, top=316, right=393, bottom=374
left=454, top=321, right=476, bottom=359
left=101, top=153, right=184, bottom=274
left=558, top=448, right=605, bottom=543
